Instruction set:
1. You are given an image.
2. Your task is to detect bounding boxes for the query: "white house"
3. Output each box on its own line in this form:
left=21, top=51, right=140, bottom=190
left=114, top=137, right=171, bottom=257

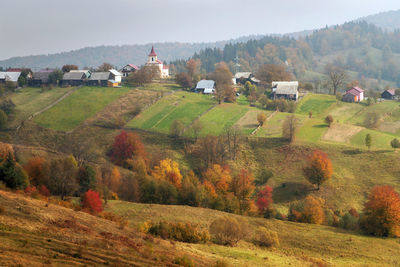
left=119, top=64, right=139, bottom=77
left=195, top=80, right=215, bottom=94
left=109, top=69, right=122, bottom=83
left=145, top=46, right=169, bottom=78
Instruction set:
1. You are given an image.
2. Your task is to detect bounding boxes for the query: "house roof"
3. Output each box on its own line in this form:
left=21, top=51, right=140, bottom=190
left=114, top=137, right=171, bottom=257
left=346, top=87, right=364, bottom=96
left=272, top=81, right=298, bottom=95
left=384, top=89, right=396, bottom=96
left=163, top=65, right=169, bottom=69
left=7, top=68, right=22, bottom=72
left=234, top=72, right=252, bottom=79
left=149, top=46, right=157, bottom=57
left=89, top=72, right=110, bottom=80
left=196, top=80, right=215, bottom=89
left=0, top=72, right=21, bottom=82
left=109, top=69, right=122, bottom=76
left=62, top=72, right=85, bottom=80
left=32, top=72, right=51, bottom=82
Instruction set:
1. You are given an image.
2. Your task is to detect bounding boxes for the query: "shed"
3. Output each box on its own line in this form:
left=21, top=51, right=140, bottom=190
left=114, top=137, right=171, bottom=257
left=61, top=71, right=86, bottom=86
left=30, top=72, right=52, bottom=87
left=195, top=80, right=215, bottom=94
left=88, top=72, right=110, bottom=86
left=342, top=87, right=364, bottom=102
left=109, top=69, right=122, bottom=83
left=0, top=72, right=21, bottom=83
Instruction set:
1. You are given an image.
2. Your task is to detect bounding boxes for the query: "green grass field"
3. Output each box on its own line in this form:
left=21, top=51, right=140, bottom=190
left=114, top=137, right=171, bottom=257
left=198, top=104, right=251, bottom=136
left=349, top=128, right=397, bottom=150
left=296, top=93, right=336, bottom=116
left=127, top=91, right=214, bottom=134
left=132, top=82, right=181, bottom=92
left=34, top=86, right=130, bottom=131
left=8, top=87, right=72, bottom=127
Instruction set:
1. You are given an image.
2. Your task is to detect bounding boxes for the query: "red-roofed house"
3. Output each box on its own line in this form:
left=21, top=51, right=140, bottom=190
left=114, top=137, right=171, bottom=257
left=342, top=87, right=365, bottom=103
left=145, top=46, right=169, bottom=78
left=119, top=64, right=139, bottom=77
left=381, top=89, right=396, bottom=100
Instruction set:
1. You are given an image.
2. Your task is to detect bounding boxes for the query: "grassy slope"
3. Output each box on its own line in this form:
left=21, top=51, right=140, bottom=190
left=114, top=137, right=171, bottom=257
left=127, top=91, right=214, bottom=133
left=107, top=201, right=400, bottom=266
left=7, top=87, right=72, bottom=128
left=34, top=87, right=130, bottom=131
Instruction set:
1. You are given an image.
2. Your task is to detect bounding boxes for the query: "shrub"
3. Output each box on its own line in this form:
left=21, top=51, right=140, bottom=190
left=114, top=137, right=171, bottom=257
left=339, top=212, right=359, bottom=231
left=391, top=138, right=400, bottom=149
left=209, top=216, right=245, bottom=246
left=0, top=205, right=4, bottom=214
left=98, top=211, right=128, bottom=229
left=39, top=185, right=50, bottom=197
left=325, top=115, right=333, bottom=127
left=81, top=190, right=103, bottom=215
left=149, top=221, right=209, bottom=243
left=364, top=111, right=381, bottom=129
left=173, top=255, right=194, bottom=267
left=253, top=227, right=280, bottom=247
left=302, top=196, right=325, bottom=224
left=257, top=112, right=267, bottom=126
left=256, top=185, right=273, bottom=215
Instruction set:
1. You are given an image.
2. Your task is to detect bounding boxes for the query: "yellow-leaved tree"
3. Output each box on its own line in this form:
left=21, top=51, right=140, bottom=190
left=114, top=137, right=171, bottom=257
left=152, top=158, right=182, bottom=188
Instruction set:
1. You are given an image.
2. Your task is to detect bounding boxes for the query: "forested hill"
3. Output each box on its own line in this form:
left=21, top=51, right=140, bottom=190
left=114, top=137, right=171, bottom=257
left=0, top=36, right=266, bottom=70
left=172, top=21, right=400, bottom=85
left=359, top=9, right=400, bottom=31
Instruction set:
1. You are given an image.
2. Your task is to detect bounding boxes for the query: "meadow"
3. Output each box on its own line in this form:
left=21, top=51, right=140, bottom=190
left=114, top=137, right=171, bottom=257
left=34, top=86, right=130, bottom=131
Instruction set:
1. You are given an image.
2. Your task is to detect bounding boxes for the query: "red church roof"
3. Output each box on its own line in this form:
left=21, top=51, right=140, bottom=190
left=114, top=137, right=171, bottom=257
left=149, top=46, right=157, bottom=57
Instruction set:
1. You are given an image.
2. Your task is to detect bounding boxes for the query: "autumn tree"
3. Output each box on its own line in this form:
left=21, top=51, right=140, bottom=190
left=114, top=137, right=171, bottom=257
left=0, top=152, right=29, bottom=189
left=203, top=164, right=232, bottom=193
left=190, top=120, right=203, bottom=141
left=191, top=135, right=226, bottom=170
left=257, top=112, right=267, bottom=126
left=211, top=62, right=234, bottom=104
left=175, top=72, right=192, bottom=89
left=186, top=59, right=201, bottom=81
left=256, top=64, right=293, bottom=85
left=231, top=170, right=255, bottom=214
left=256, top=186, right=273, bottom=215
left=360, top=185, right=400, bottom=237
left=81, top=189, right=103, bottom=214
left=282, top=115, right=299, bottom=143
left=126, top=65, right=160, bottom=86
left=302, top=196, right=325, bottom=224
left=0, top=110, right=7, bottom=130
left=325, top=63, right=348, bottom=95
left=62, top=64, right=78, bottom=73
left=97, top=62, right=114, bottom=72
left=152, top=158, right=183, bottom=188
left=364, top=111, right=381, bottom=129
left=325, top=115, right=334, bottom=127
left=365, top=133, right=372, bottom=151
left=110, top=130, right=147, bottom=166
left=224, top=126, right=243, bottom=160
left=24, top=157, right=49, bottom=186
left=303, top=150, right=333, bottom=190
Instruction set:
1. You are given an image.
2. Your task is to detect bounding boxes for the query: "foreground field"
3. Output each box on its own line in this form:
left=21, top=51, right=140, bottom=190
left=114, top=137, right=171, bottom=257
left=107, top=201, right=400, bottom=266
left=34, top=87, right=130, bottom=131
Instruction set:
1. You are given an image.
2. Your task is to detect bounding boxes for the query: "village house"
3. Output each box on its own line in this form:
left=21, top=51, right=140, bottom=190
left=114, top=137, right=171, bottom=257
left=30, top=71, right=52, bottom=87
left=381, top=89, right=396, bottom=100
left=234, top=72, right=260, bottom=85
left=0, top=71, right=21, bottom=85
left=342, top=87, right=364, bottom=102
left=271, top=81, right=299, bottom=101
left=88, top=72, right=110, bottom=86
left=119, top=64, right=139, bottom=77
left=145, top=46, right=169, bottom=78
left=195, top=80, right=215, bottom=94
left=60, top=71, right=88, bottom=86
left=109, top=69, right=122, bottom=84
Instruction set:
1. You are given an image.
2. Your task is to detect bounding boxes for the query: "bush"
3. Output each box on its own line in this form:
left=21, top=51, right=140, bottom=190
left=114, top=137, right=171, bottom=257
left=0, top=205, right=4, bottom=214
left=364, top=111, right=381, bottom=129
left=209, top=216, right=245, bottom=246
left=81, top=190, right=103, bottom=215
left=39, top=185, right=50, bottom=197
left=391, top=138, right=400, bottom=149
left=149, top=221, right=209, bottom=243
left=253, top=227, right=280, bottom=247
left=173, top=255, right=194, bottom=267
left=98, top=211, right=128, bottom=229
left=339, top=212, right=359, bottom=231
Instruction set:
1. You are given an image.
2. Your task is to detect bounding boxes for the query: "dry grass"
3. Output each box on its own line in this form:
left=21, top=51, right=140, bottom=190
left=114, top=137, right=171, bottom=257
left=322, top=123, right=363, bottom=143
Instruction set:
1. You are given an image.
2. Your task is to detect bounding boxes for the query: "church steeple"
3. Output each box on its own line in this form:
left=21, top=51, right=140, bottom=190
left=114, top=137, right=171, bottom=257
left=148, top=46, right=157, bottom=63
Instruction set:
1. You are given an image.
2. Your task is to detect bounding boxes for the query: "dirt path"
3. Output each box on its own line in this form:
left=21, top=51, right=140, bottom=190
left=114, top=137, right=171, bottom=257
left=16, top=86, right=80, bottom=131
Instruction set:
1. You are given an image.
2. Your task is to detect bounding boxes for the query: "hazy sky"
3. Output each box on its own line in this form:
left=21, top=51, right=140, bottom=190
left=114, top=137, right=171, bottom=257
left=0, top=0, right=399, bottom=60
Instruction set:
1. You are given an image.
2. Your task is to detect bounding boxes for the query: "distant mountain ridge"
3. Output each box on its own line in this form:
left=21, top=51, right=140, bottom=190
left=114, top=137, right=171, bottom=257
left=358, top=9, right=400, bottom=31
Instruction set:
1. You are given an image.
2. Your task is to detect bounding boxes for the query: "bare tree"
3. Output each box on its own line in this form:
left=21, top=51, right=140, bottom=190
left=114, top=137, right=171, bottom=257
left=325, top=63, right=348, bottom=95
left=224, top=126, right=243, bottom=160
left=282, top=115, right=299, bottom=143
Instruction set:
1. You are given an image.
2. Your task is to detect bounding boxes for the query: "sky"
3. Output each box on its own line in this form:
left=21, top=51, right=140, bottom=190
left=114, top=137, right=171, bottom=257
left=0, top=0, right=399, bottom=60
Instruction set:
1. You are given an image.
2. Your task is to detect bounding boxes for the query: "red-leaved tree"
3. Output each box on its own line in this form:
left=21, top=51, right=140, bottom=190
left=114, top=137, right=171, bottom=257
left=360, top=185, right=400, bottom=237
left=81, top=190, right=103, bottom=214
left=256, top=186, right=273, bottom=214
left=111, top=131, right=134, bottom=165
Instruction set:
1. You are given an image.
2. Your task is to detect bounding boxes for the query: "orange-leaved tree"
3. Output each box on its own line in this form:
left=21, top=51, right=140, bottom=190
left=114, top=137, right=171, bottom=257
left=231, top=169, right=255, bottom=214
left=303, top=150, right=333, bottom=190
left=203, top=164, right=232, bottom=193
left=360, top=185, right=400, bottom=237
left=152, top=158, right=183, bottom=188
left=24, top=157, right=48, bottom=186
left=256, top=185, right=273, bottom=214
left=81, top=189, right=103, bottom=214
left=302, top=195, right=325, bottom=225
left=111, top=131, right=148, bottom=166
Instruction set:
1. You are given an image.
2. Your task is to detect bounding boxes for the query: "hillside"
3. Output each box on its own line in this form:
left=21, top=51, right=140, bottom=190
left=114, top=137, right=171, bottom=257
left=359, top=9, right=400, bottom=31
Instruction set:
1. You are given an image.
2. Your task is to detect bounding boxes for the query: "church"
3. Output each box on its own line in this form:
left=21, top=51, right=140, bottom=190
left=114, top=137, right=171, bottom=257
left=145, top=46, right=169, bottom=78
